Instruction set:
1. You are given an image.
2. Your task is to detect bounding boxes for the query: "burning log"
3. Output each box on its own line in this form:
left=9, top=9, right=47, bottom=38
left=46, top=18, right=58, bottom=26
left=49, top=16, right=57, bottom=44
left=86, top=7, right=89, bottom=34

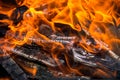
left=72, top=48, right=117, bottom=77
left=3, top=45, right=64, bottom=67
left=2, top=30, right=119, bottom=78
left=0, top=41, right=119, bottom=79
left=1, top=38, right=117, bottom=78
left=28, top=37, right=71, bottom=44
left=82, top=29, right=120, bottom=62
left=72, top=48, right=97, bottom=67
left=0, top=49, right=28, bottom=80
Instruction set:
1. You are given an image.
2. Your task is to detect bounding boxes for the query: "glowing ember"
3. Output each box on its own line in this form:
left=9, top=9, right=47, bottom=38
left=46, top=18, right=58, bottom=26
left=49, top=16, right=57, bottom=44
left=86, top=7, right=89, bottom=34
left=0, top=0, right=120, bottom=79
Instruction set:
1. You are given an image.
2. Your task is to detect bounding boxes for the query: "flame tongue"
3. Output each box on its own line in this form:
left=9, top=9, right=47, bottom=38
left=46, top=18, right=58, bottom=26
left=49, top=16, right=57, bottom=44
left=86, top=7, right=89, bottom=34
left=0, top=0, right=120, bottom=78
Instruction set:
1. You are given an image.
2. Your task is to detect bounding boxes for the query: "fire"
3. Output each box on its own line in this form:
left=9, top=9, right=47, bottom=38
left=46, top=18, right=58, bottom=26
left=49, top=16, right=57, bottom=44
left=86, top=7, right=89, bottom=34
left=0, top=0, right=120, bottom=78
left=0, top=77, right=11, bottom=80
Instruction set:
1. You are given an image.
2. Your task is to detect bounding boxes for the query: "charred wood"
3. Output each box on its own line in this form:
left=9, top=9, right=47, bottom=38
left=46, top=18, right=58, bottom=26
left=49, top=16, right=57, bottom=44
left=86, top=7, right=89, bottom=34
left=11, top=5, right=28, bottom=25
left=0, top=24, right=9, bottom=37
left=4, top=46, right=63, bottom=67
left=0, top=50, right=28, bottom=80
left=0, top=14, right=9, bottom=20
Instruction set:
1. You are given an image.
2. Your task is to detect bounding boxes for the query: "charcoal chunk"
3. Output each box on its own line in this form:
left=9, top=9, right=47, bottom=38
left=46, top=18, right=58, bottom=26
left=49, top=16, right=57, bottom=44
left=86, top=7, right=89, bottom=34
left=11, top=5, right=28, bottom=25
left=39, top=24, right=53, bottom=37
left=0, top=14, right=9, bottom=20
left=116, top=70, right=120, bottom=79
left=1, top=0, right=17, bottom=5
left=54, top=23, right=79, bottom=36
left=0, top=65, right=11, bottom=78
left=0, top=23, right=9, bottom=37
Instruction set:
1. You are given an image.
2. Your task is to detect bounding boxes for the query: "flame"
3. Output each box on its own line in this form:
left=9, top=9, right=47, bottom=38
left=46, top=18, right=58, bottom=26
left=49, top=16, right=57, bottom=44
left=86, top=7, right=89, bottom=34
left=0, top=0, right=120, bottom=77
left=17, top=61, right=37, bottom=76
left=0, top=78, right=11, bottom=80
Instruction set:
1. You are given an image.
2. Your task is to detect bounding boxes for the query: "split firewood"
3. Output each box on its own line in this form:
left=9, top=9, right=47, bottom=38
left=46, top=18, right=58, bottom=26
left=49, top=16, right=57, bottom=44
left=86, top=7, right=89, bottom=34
left=28, top=37, right=71, bottom=44
left=3, top=46, right=64, bottom=67
left=0, top=48, right=28, bottom=80
left=82, top=29, right=120, bottom=62
left=72, top=48, right=97, bottom=67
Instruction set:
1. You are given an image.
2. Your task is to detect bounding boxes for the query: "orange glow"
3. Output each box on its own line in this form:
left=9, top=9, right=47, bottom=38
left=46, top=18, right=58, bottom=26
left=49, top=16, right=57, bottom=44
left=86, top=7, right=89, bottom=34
left=18, top=62, right=37, bottom=76
left=0, top=78, right=11, bottom=80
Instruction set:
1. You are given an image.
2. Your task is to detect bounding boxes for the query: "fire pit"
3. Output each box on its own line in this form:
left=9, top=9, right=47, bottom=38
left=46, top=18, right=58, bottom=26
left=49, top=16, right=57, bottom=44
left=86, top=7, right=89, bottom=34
left=0, top=0, right=120, bottom=80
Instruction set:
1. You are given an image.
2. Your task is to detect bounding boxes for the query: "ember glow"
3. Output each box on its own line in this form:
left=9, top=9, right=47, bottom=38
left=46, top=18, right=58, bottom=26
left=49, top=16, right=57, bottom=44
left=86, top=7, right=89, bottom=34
left=0, top=0, right=120, bottom=79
